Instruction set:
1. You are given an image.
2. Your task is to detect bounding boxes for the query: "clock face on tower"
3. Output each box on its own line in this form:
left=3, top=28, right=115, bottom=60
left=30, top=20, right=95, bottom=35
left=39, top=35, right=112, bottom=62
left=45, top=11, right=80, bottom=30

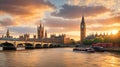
left=81, top=24, right=84, bottom=28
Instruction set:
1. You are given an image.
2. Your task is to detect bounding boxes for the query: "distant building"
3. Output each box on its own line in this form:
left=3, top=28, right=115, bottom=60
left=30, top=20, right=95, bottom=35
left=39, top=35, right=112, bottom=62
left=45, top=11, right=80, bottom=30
left=45, top=30, right=47, bottom=38
left=6, top=29, right=10, bottom=38
left=86, top=32, right=110, bottom=39
left=5, top=29, right=13, bottom=38
left=24, top=33, right=30, bottom=40
left=18, top=23, right=74, bottom=44
left=19, top=33, right=30, bottom=41
left=85, top=31, right=119, bottom=43
left=80, top=16, right=86, bottom=43
left=37, top=23, right=44, bottom=39
left=19, top=35, right=24, bottom=40
left=33, top=35, right=36, bottom=39
left=0, top=29, right=14, bottom=40
left=43, top=34, right=73, bottom=44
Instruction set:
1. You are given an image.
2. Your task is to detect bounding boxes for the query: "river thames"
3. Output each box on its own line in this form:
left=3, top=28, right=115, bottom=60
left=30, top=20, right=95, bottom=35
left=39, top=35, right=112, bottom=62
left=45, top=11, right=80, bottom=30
left=0, top=48, right=120, bottom=67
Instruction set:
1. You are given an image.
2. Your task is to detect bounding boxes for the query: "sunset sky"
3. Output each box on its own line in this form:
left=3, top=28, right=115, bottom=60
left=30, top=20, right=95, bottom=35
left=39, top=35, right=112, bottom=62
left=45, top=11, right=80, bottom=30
left=0, top=0, right=120, bottom=41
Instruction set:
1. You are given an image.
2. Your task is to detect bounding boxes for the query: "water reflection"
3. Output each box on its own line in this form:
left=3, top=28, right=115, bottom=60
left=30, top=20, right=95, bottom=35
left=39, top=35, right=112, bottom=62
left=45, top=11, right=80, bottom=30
left=0, top=48, right=120, bottom=67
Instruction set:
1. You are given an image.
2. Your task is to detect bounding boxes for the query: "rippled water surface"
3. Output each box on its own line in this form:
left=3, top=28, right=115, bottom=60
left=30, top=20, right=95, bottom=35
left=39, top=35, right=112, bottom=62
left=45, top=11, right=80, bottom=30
left=0, top=48, right=120, bottom=67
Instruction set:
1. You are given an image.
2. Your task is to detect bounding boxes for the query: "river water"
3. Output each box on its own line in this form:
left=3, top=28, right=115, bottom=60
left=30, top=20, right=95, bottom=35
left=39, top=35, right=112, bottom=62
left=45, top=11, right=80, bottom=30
left=0, top=48, right=120, bottom=67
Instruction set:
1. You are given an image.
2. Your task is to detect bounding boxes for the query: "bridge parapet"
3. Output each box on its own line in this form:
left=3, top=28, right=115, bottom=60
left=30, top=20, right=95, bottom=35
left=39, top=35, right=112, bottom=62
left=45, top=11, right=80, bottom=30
left=0, top=40, right=53, bottom=48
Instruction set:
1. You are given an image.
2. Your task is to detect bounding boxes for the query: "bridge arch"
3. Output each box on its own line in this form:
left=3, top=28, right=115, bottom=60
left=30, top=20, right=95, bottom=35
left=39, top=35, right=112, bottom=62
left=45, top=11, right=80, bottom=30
left=56, top=44, right=61, bottom=47
left=53, top=44, right=58, bottom=48
left=25, top=43, right=34, bottom=49
left=1, top=42, right=16, bottom=50
left=43, top=44, right=49, bottom=48
left=53, top=44, right=61, bottom=48
left=17, top=43, right=24, bottom=47
left=35, top=44, right=42, bottom=48
left=49, top=44, right=54, bottom=48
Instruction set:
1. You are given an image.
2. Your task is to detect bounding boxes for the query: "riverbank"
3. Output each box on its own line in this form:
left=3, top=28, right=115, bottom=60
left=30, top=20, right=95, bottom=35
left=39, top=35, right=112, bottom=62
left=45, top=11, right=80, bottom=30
left=104, top=48, right=120, bottom=52
left=72, top=44, right=120, bottom=52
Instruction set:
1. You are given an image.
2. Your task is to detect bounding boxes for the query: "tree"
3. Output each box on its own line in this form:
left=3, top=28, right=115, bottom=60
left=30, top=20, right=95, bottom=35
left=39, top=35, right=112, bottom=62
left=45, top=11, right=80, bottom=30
left=103, top=36, right=111, bottom=43
left=83, top=39, right=93, bottom=45
left=93, top=37, right=103, bottom=44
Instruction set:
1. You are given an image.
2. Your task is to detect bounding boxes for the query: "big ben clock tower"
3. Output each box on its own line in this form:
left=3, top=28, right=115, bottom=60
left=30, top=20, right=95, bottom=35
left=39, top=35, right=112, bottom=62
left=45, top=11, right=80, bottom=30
left=80, top=16, right=86, bottom=44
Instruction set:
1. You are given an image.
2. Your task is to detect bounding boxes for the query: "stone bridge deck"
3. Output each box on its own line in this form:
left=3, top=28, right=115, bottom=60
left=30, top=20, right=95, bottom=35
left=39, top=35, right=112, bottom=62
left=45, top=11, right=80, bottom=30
left=0, top=40, right=60, bottom=50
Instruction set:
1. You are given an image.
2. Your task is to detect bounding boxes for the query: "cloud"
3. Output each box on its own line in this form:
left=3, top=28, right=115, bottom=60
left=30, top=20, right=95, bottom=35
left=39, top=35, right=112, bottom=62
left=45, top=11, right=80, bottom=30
left=88, top=26, right=120, bottom=32
left=67, top=0, right=118, bottom=9
left=40, top=17, right=80, bottom=33
left=0, top=0, right=120, bottom=40
left=9, top=26, right=36, bottom=34
left=39, top=15, right=120, bottom=34
left=87, top=15, right=120, bottom=26
left=52, top=4, right=111, bottom=19
left=42, top=15, right=120, bottom=33
left=67, top=0, right=80, bottom=6
left=0, top=0, right=55, bottom=25
left=86, top=15, right=120, bottom=32
left=0, top=18, right=17, bottom=26
left=0, top=0, right=54, bottom=15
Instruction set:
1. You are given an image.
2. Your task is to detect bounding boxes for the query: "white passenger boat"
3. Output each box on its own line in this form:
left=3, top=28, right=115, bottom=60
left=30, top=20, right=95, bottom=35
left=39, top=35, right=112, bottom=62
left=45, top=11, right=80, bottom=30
left=16, top=47, right=25, bottom=50
left=0, top=47, right=3, bottom=51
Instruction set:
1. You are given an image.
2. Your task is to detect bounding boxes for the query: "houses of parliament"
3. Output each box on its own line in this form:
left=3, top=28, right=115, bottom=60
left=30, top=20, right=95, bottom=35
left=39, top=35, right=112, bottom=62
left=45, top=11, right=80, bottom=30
left=1, top=15, right=117, bottom=44
left=36, top=23, right=74, bottom=44
left=0, top=22, right=72, bottom=44
left=37, top=23, right=47, bottom=39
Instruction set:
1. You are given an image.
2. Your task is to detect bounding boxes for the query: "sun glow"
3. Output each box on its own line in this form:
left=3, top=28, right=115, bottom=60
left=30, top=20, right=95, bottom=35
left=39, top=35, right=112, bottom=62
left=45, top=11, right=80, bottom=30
left=112, top=30, right=118, bottom=35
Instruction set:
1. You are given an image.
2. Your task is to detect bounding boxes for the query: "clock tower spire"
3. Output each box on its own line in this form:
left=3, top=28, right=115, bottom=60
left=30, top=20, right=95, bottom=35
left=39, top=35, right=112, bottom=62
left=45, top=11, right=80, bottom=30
left=80, top=16, right=86, bottom=44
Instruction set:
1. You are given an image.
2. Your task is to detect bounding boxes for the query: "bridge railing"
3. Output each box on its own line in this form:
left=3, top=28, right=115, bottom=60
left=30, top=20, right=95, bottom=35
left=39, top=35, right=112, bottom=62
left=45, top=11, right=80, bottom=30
left=0, top=40, right=52, bottom=46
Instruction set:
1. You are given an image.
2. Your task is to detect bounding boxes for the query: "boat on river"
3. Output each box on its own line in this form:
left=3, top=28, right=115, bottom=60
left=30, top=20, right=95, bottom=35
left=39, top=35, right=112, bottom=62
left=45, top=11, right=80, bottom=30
left=16, top=47, right=25, bottom=50
left=92, top=46, right=105, bottom=52
left=0, top=47, right=3, bottom=51
left=73, top=47, right=95, bottom=53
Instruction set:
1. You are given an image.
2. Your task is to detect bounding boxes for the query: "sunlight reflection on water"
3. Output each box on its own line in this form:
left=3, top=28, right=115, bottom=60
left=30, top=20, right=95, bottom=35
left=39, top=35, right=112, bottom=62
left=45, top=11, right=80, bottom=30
left=0, top=48, right=120, bottom=67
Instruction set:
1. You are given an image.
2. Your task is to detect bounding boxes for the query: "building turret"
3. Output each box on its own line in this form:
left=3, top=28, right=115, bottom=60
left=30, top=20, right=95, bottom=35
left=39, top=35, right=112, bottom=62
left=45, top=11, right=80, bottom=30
left=45, top=30, right=47, bottom=38
left=6, top=29, right=10, bottom=38
left=37, top=23, right=44, bottom=39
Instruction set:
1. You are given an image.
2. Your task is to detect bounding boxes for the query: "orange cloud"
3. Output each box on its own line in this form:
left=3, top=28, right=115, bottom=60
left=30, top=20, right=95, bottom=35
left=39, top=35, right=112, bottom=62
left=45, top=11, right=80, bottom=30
left=87, top=15, right=120, bottom=32
left=0, top=18, right=18, bottom=26
left=0, top=0, right=54, bottom=25
left=42, top=17, right=80, bottom=33
left=87, top=15, right=120, bottom=25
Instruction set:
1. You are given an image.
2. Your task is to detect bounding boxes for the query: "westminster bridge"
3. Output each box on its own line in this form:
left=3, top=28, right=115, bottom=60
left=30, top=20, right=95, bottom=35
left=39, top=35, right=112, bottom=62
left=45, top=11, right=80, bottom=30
left=0, top=40, right=61, bottom=50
